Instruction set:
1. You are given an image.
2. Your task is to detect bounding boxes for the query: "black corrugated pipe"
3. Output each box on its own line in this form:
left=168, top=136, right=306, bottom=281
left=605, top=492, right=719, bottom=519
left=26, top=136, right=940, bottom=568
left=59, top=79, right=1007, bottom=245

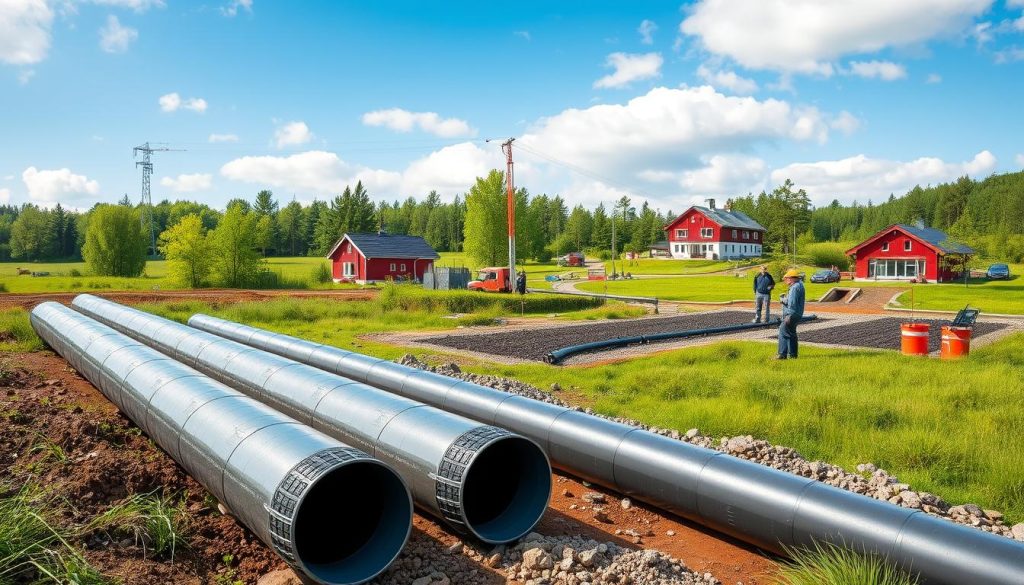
left=544, top=316, right=818, bottom=364
left=30, top=302, right=412, bottom=585
left=72, top=295, right=550, bottom=545
left=187, top=312, right=1024, bottom=585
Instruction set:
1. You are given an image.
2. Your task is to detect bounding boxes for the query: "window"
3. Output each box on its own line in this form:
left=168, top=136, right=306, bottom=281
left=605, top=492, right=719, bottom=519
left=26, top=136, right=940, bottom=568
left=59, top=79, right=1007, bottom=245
left=389, top=262, right=396, bottom=271
left=691, top=216, right=696, bottom=223
left=701, top=227, right=713, bottom=239
left=345, top=243, right=351, bottom=253
left=742, top=231, right=750, bottom=240
left=881, top=242, right=890, bottom=252
left=342, top=262, right=355, bottom=277
left=904, top=240, right=912, bottom=252
left=753, top=232, right=759, bottom=241
left=400, top=263, right=406, bottom=272
left=676, top=229, right=688, bottom=238
left=732, top=229, right=738, bottom=238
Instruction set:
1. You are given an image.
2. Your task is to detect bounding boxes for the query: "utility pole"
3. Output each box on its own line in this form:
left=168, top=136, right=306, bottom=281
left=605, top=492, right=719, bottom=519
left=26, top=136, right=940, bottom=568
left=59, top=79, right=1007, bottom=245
left=133, top=142, right=184, bottom=258
left=610, top=206, right=617, bottom=278
left=500, top=138, right=517, bottom=291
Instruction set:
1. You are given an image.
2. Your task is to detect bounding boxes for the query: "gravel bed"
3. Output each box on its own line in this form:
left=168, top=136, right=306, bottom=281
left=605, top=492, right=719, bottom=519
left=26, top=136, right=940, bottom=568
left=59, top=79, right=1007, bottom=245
left=417, top=311, right=758, bottom=361
left=799, top=317, right=1007, bottom=351
left=398, top=355, right=1024, bottom=542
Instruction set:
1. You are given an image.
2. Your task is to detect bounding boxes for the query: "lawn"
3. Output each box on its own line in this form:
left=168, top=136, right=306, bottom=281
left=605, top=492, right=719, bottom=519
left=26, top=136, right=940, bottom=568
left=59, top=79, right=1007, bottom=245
left=894, top=268, right=1024, bottom=315
left=574, top=273, right=889, bottom=302
left=601, top=258, right=759, bottom=275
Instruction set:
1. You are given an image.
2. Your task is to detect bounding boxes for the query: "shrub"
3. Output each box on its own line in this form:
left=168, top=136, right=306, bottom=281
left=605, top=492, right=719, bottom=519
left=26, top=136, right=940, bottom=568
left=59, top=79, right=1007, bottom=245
left=312, top=262, right=333, bottom=284
left=535, top=247, right=554, bottom=263
left=376, top=283, right=602, bottom=315
left=69, top=269, right=82, bottom=277
left=252, top=270, right=309, bottom=290
left=803, top=242, right=851, bottom=271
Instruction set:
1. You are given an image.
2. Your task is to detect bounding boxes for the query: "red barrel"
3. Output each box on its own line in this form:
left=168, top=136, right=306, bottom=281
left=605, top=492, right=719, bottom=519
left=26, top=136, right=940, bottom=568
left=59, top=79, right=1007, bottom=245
left=940, top=326, right=972, bottom=359
left=900, top=323, right=930, bottom=356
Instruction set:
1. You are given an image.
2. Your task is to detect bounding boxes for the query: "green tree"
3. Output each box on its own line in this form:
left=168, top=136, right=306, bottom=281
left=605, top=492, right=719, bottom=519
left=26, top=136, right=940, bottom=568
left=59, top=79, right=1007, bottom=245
left=278, top=199, right=305, bottom=256
left=209, top=204, right=263, bottom=287
left=253, top=190, right=279, bottom=255
left=564, top=205, right=593, bottom=252
left=159, top=214, right=213, bottom=287
left=464, top=170, right=509, bottom=267
left=9, top=205, right=53, bottom=261
left=82, top=205, right=147, bottom=276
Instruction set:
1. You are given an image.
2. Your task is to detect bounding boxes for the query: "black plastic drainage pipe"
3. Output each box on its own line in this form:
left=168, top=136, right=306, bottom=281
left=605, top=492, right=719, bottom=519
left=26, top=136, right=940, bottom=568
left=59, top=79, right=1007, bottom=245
left=188, top=312, right=1024, bottom=585
left=31, top=302, right=412, bottom=585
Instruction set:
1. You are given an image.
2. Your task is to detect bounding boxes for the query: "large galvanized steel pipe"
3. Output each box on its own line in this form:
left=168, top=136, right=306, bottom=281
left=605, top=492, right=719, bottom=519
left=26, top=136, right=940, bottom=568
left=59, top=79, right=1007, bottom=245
left=30, top=303, right=412, bottom=585
left=72, top=295, right=550, bottom=544
left=188, top=312, right=1024, bottom=585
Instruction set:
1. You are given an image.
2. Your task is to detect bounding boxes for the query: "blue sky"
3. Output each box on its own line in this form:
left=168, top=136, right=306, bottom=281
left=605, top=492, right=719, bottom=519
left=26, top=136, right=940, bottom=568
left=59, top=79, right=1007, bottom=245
left=2, top=0, right=1023, bottom=214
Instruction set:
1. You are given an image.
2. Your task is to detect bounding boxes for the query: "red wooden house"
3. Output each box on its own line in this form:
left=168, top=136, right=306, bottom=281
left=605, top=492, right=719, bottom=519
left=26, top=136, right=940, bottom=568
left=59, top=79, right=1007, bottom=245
left=664, top=200, right=766, bottom=260
left=326, top=232, right=439, bottom=284
left=845, top=223, right=974, bottom=282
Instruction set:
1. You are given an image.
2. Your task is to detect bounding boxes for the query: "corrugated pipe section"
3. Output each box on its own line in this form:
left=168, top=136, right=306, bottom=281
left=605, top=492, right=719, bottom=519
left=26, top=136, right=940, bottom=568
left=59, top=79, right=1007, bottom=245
left=72, top=295, right=550, bottom=545
left=30, top=302, right=412, bottom=585
left=187, top=312, right=1024, bottom=585
left=543, top=316, right=819, bottom=364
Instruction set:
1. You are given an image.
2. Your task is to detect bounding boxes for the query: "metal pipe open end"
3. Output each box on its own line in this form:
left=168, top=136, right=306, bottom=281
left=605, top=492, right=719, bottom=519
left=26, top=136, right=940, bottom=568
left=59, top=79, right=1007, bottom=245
left=287, top=456, right=412, bottom=585
left=458, top=432, right=551, bottom=544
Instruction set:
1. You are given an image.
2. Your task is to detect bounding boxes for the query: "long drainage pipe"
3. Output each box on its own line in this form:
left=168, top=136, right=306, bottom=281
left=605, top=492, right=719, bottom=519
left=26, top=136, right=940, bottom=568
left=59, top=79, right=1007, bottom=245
left=188, top=312, right=1024, bottom=585
left=30, top=302, right=412, bottom=585
left=544, top=315, right=819, bottom=364
left=72, top=295, right=550, bottom=544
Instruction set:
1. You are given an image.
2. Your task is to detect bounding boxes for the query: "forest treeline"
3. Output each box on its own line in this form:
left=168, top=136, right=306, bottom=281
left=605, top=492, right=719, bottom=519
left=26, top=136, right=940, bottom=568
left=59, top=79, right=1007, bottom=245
left=2, top=168, right=1022, bottom=268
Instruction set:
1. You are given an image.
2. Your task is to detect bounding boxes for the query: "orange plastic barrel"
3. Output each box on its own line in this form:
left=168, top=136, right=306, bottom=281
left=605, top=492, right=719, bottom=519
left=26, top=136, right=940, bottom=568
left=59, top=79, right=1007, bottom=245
left=900, top=323, right=930, bottom=356
left=940, top=326, right=972, bottom=359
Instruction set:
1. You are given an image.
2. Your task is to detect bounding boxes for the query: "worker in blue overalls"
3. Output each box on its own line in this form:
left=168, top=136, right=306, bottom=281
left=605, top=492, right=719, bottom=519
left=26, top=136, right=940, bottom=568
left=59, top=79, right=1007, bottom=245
left=776, top=268, right=805, bottom=360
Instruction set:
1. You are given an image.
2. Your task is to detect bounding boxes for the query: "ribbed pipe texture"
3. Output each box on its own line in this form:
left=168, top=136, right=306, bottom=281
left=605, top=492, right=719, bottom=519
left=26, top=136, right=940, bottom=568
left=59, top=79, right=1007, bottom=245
left=187, top=311, right=1024, bottom=585
left=30, top=302, right=412, bottom=585
left=72, top=295, right=550, bottom=544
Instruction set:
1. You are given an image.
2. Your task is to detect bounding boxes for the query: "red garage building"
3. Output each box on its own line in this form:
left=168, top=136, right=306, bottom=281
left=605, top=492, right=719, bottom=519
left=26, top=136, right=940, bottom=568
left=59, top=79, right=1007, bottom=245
left=326, top=232, right=439, bottom=284
left=664, top=200, right=766, bottom=260
left=846, top=223, right=974, bottom=282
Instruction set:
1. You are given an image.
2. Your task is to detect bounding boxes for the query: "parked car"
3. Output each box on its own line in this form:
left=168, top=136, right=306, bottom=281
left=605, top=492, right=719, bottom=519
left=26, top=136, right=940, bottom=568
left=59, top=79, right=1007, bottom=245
left=986, top=263, right=1011, bottom=280
left=810, top=268, right=841, bottom=283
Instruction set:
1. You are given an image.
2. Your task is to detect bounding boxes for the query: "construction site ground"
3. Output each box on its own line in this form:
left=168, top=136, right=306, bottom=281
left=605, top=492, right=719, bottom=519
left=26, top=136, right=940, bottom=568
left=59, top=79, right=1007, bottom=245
left=0, top=288, right=379, bottom=311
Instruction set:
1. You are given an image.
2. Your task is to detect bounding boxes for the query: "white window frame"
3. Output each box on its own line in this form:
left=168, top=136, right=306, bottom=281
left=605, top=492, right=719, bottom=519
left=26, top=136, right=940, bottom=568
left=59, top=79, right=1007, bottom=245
left=701, top=227, right=713, bottom=239
left=904, top=240, right=912, bottom=252
left=342, top=262, right=355, bottom=277
left=389, top=262, right=397, bottom=271
left=400, top=263, right=406, bottom=272
left=882, top=242, right=890, bottom=252
left=753, top=232, right=759, bottom=241
left=731, top=229, right=738, bottom=238
left=676, top=228, right=688, bottom=238
left=345, top=243, right=351, bottom=253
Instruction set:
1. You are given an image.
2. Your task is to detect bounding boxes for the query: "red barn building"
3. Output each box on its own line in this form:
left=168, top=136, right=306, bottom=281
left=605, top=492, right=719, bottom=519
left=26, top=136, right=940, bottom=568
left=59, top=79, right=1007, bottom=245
left=845, top=223, right=974, bottom=282
left=326, top=232, right=439, bottom=284
left=664, top=200, right=766, bottom=260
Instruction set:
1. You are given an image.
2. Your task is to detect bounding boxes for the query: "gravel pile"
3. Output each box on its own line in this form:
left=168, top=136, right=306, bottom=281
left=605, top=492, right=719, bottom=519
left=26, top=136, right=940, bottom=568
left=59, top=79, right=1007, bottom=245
left=398, top=355, right=1024, bottom=541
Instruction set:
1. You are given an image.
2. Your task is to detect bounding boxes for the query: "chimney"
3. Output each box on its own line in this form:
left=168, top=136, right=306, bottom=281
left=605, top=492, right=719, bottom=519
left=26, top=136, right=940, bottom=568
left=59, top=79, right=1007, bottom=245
left=705, top=198, right=716, bottom=210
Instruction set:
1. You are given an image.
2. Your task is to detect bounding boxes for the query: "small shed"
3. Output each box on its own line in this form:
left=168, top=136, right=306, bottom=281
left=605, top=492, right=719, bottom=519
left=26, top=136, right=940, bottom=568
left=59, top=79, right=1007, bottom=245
left=326, top=232, right=439, bottom=284
left=845, top=223, right=974, bottom=282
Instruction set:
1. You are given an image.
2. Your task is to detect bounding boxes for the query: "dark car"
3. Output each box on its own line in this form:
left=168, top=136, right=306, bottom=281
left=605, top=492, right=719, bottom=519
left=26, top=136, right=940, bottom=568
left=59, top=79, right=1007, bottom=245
left=810, top=268, right=841, bottom=283
left=986, top=263, right=1010, bottom=280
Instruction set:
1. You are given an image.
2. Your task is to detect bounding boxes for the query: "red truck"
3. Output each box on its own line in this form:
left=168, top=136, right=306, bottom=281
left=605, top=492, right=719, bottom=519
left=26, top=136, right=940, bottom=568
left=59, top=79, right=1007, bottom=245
left=468, top=267, right=513, bottom=292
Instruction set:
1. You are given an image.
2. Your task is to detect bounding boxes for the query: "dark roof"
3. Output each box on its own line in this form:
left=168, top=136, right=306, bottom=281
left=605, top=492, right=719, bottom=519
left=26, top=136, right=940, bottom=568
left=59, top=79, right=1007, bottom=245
left=650, top=240, right=670, bottom=250
left=327, top=233, right=440, bottom=260
left=667, top=206, right=766, bottom=231
left=846, top=224, right=975, bottom=256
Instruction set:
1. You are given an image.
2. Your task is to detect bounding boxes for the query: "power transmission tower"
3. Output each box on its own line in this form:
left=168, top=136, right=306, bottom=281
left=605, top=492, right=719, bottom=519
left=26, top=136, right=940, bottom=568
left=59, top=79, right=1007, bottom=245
left=133, top=142, right=184, bottom=258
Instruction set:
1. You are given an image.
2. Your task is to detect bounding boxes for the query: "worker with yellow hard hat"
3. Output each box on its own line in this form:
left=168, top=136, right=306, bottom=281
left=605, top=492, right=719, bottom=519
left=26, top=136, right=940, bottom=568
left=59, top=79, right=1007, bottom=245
left=776, top=268, right=805, bottom=360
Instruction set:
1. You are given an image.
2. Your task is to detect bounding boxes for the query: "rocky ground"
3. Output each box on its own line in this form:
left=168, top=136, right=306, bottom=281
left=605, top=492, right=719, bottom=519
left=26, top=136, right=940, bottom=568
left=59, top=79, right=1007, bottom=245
left=399, top=355, right=1024, bottom=542
left=799, top=317, right=1007, bottom=351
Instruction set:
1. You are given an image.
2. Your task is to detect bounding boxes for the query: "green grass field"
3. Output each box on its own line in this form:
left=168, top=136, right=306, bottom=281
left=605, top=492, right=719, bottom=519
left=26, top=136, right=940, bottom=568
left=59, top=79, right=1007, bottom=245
left=575, top=273, right=885, bottom=302
left=602, top=258, right=758, bottom=275
left=895, top=268, right=1024, bottom=315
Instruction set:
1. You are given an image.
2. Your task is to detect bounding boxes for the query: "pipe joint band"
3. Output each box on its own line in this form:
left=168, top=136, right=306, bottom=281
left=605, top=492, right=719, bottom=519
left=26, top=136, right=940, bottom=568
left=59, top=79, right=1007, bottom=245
left=435, top=425, right=511, bottom=529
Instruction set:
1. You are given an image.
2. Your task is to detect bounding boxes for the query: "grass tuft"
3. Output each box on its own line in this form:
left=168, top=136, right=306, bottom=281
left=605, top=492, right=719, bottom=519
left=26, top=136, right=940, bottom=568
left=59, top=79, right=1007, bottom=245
left=87, top=492, right=187, bottom=560
left=774, top=543, right=919, bottom=585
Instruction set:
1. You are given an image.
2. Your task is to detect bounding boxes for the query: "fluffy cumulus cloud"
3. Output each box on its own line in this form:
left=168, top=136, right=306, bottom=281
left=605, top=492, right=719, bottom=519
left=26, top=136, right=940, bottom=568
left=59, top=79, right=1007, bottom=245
left=399, top=142, right=502, bottom=195
left=274, top=121, right=314, bottom=148
left=159, top=92, right=207, bottom=113
left=829, top=110, right=861, bottom=134
left=593, top=52, right=663, bottom=88
left=89, top=0, right=165, bottom=12
left=361, top=108, right=476, bottom=138
left=0, top=0, right=54, bottom=65
left=208, top=133, right=238, bottom=143
left=22, top=166, right=101, bottom=204
left=771, top=150, right=997, bottom=204
left=638, top=19, right=657, bottom=44
left=847, top=60, right=906, bottom=80
left=677, top=155, right=768, bottom=196
left=680, top=0, right=992, bottom=75
left=160, top=173, right=212, bottom=193
left=0, top=188, right=10, bottom=204
left=696, top=64, right=758, bottom=94
left=99, top=15, right=138, bottom=53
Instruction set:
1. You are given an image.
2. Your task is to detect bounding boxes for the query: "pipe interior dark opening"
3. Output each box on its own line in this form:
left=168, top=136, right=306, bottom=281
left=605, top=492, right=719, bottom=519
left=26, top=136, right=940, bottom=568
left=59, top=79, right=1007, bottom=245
left=462, top=436, right=551, bottom=543
left=293, top=460, right=412, bottom=585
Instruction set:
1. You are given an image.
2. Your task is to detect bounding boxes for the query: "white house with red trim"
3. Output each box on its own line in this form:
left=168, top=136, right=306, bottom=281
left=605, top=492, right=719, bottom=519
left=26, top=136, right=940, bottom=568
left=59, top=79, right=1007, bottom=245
left=326, top=232, right=439, bottom=284
left=663, top=200, right=766, bottom=260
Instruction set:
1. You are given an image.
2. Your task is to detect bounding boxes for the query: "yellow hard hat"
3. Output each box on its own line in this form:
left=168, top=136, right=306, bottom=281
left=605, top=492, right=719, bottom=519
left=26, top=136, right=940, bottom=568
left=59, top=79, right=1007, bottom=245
left=783, top=268, right=802, bottom=279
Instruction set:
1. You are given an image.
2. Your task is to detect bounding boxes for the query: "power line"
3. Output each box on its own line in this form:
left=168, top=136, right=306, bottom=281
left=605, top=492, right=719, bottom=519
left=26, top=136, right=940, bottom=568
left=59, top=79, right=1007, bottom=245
left=134, top=142, right=184, bottom=258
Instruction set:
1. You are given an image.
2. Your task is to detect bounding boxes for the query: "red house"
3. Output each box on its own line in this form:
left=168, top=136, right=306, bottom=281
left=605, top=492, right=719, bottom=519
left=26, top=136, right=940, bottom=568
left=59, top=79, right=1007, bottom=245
left=845, top=223, right=974, bottom=282
left=664, top=200, right=766, bottom=259
left=326, top=232, right=439, bottom=284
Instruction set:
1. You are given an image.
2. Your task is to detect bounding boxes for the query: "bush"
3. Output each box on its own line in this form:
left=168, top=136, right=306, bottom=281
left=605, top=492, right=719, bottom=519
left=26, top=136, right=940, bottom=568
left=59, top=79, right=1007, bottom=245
left=803, top=242, right=851, bottom=271
left=586, top=247, right=611, bottom=261
left=69, top=269, right=82, bottom=277
left=312, top=262, right=333, bottom=284
left=535, top=248, right=554, bottom=263
left=376, top=283, right=603, bottom=315
left=252, top=270, right=309, bottom=290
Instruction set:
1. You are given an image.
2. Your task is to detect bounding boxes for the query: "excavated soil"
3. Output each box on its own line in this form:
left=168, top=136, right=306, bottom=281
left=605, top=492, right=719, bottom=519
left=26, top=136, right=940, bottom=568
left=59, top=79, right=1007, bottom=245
left=0, top=350, right=778, bottom=584
left=419, top=311, right=761, bottom=361
left=799, top=317, right=1007, bottom=351
left=0, top=288, right=378, bottom=310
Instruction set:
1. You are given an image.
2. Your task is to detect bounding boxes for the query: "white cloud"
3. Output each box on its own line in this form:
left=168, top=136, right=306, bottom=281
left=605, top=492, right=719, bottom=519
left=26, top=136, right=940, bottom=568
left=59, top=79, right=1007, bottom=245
left=221, top=0, right=253, bottom=17
left=677, top=155, right=768, bottom=196
left=17, top=68, right=35, bottom=84
left=89, top=0, right=165, bottom=12
left=0, top=188, right=9, bottom=204
left=638, top=19, right=658, bottom=44
left=158, top=92, right=207, bottom=113
left=1016, top=153, right=1024, bottom=167
left=22, top=166, right=101, bottom=204
left=771, top=150, right=997, bottom=204
left=274, top=121, right=314, bottom=148
left=160, top=173, right=212, bottom=193
left=829, top=110, right=861, bottom=134
left=361, top=108, right=476, bottom=138
left=696, top=64, right=758, bottom=94
left=208, top=133, right=239, bottom=143
left=0, top=0, right=53, bottom=65
left=847, top=60, right=906, bottom=80
left=221, top=150, right=397, bottom=195
left=399, top=142, right=499, bottom=195
left=926, top=73, right=943, bottom=83
left=593, top=52, right=663, bottom=89
left=680, top=0, right=992, bottom=74
left=99, top=15, right=137, bottom=53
